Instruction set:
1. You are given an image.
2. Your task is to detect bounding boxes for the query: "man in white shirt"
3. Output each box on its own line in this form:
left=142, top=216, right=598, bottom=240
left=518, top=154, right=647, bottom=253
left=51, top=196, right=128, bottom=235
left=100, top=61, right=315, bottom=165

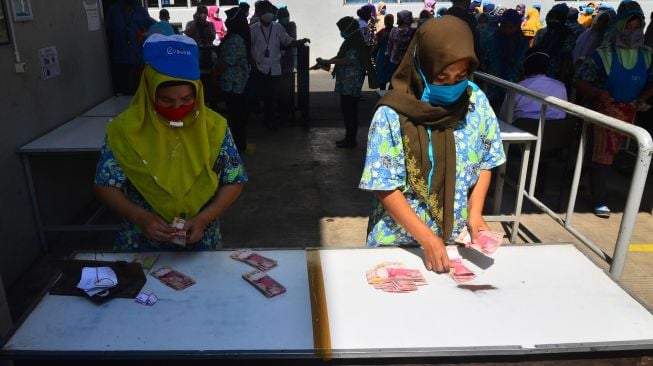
left=248, top=1, right=309, bottom=129
left=499, top=51, right=568, bottom=122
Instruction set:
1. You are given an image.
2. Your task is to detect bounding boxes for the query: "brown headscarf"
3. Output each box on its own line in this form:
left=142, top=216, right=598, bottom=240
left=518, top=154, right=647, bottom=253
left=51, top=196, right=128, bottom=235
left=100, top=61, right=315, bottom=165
left=377, top=16, right=478, bottom=240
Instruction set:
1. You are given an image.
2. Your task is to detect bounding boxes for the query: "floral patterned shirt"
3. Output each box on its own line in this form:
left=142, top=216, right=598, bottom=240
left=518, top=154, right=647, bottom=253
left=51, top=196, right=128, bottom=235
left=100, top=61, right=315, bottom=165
left=218, top=34, right=249, bottom=94
left=359, top=84, right=506, bottom=246
left=334, top=48, right=365, bottom=97
left=95, top=128, right=248, bottom=251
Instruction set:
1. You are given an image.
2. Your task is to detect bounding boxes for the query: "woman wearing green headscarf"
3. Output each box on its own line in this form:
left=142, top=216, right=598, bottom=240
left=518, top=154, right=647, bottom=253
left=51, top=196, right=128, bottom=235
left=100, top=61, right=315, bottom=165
left=359, top=16, right=505, bottom=272
left=575, top=0, right=653, bottom=218
left=94, top=34, right=247, bottom=250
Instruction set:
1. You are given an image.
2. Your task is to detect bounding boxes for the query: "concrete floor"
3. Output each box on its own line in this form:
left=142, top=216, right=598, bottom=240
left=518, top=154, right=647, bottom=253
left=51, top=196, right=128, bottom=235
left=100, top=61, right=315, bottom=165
left=6, top=71, right=653, bottom=326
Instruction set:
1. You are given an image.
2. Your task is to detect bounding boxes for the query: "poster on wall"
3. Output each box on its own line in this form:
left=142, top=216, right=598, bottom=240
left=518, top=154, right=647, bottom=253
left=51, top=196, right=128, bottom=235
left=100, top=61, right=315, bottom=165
left=0, top=1, right=10, bottom=43
left=39, top=46, right=61, bottom=80
left=11, top=0, right=32, bottom=21
left=84, top=0, right=100, bottom=31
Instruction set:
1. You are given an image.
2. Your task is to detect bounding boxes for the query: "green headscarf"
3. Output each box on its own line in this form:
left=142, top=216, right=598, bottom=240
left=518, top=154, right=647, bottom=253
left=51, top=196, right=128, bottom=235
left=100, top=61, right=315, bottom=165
left=107, top=65, right=227, bottom=222
left=377, top=16, right=478, bottom=240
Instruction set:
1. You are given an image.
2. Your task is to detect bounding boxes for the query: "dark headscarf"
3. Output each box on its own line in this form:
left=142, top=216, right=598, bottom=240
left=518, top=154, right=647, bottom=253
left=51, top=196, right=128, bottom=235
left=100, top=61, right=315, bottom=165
left=377, top=16, right=478, bottom=240
left=335, top=16, right=378, bottom=89
left=225, top=6, right=252, bottom=61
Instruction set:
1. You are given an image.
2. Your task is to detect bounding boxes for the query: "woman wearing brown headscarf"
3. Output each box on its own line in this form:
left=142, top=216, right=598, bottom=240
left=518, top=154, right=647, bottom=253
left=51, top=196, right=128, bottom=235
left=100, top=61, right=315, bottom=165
left=359, top=16, right=505, bottom=272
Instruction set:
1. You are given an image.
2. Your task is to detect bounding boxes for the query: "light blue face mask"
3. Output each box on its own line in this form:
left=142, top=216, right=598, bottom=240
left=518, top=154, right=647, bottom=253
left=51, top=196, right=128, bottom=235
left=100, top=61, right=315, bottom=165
left=416, top=64, right=468, bottom=106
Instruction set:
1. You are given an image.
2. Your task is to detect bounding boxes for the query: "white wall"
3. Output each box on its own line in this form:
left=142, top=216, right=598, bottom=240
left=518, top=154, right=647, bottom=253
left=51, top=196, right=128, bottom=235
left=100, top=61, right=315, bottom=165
left=0, top=0, right=113, bottom=287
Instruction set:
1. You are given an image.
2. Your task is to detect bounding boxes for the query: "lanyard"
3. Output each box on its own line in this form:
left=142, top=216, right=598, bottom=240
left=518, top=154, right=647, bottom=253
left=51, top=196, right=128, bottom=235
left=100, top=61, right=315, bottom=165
left=260, top=24, right=272, bottom=48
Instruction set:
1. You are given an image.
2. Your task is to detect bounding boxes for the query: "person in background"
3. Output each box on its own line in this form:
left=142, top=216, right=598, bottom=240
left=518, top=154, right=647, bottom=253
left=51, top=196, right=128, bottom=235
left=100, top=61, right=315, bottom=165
left=447, top=0, right=480, bottom=56
left=374, top=14, right=395, bottom=90
left=239, top=1, right=252, bottom=23
left=521, top=7, right=542, bottom=46
left=418, top=10, right=433, bottom=28
left=208, top=5, right=227, bottom=43
left=105, top=0, right=155, bottom=95
left=357, top=5, right=374, bottom=45
left=365, top=4, right=379, bottom=49
left=185, top=5, right=216, bottom=46
left=248, top=1, right=309, bottom=130
left=499, top=51, right=567, bottom=122
left=644, top=11, right=653, bottom=48
left=94, top=34, right=246, bottom=250
left=387, top=10, right=414, bottom=69
left=567, top=8, right=588, bottom=39
left=533, top=3, right=542, bottom=14
left=479, top=9, right=529, bottom=108
left=424, top=0, right=437, bottom=16
left=476, top=12, right=490, bottom=35
left=277, top=6, right=298, bottom=124
left=376, top=2, right=388, bottom=33
left=317, top=17, right=378, bottom=148
left=147, top=9, right=175, bottom=37
left=515, top=3, right=526, bottom=21
left=578, top=2, right=598, bottom=28
left=575, top=1, right=653, bottom=218
left=359, top=16, right=505, bottom=272
left=218, top=7, right=250, bottom=152
left=532, top=4, right=575, bottom=83
left=573, top=10, right=613, bottom=64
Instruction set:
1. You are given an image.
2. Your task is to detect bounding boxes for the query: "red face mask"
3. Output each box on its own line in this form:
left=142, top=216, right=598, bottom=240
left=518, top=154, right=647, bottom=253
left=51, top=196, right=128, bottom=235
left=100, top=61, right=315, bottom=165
left=154, top=102, right=196, bottom=122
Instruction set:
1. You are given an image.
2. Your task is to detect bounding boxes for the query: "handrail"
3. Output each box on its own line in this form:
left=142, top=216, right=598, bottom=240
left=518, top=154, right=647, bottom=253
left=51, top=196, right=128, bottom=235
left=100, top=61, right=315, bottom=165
left=475, top=71, right=653, bottom=280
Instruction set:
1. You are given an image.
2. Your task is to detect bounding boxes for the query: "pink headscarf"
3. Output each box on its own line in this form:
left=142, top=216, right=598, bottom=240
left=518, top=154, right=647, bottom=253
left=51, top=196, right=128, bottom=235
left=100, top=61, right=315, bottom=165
left=424, top=0, right=437, bottom=12
left=207, top=5, right=226, bottom=41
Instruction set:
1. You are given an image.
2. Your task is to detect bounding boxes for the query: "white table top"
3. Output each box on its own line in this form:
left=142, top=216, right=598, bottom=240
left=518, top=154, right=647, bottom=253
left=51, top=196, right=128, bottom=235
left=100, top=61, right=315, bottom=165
left=2, top=250, right=313, bottom=354
left=17, top=115, right=532, bottom=155
left=81, top=96, right=131, bottom=117
left=18, top=116, right=111, bottom=153
left=3, top=245, right=653, bottom=359
left=320, top=245, right=653, bottom=356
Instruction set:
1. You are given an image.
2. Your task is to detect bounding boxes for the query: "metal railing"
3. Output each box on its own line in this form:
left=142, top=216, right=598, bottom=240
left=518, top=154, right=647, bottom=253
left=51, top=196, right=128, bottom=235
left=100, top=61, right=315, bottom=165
left=475, top=71, right=653, bottom=281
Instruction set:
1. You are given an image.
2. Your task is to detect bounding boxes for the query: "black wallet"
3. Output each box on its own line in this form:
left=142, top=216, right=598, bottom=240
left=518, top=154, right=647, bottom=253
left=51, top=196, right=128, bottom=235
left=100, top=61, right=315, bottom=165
left=49, top=259, right=146, bottom=304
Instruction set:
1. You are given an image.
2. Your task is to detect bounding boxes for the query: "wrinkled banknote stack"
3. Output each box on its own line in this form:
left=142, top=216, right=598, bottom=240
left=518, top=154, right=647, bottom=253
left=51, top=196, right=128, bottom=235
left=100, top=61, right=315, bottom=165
left=366, top=262, right=427, bottom=293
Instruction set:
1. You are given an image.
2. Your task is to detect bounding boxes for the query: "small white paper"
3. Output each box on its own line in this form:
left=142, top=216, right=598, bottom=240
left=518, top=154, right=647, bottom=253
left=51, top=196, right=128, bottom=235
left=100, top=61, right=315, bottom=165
left=77, top=267, right=118, bottom=296
left=38, top=46, right=60, bottom=80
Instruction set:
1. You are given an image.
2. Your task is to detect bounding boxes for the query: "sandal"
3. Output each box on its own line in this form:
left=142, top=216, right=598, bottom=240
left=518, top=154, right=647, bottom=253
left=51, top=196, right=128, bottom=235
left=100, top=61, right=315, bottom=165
left=593, top=205, right=611, bottom=218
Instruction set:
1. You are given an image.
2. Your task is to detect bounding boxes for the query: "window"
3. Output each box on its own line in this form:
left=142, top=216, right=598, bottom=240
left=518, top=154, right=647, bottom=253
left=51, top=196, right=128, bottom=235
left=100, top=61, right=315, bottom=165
left=190, top=0, right=217, bottom=5
left=218, top=0, right=238, bottom=5
left=160, top=0, right=190, bottom=7
left=344, top=0, right=370, bottom=4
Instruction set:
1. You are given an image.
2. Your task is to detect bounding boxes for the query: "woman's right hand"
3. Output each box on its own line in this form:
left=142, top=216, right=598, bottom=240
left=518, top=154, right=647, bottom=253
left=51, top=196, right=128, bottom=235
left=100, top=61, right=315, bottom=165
left=422, top=236, right=450, bottom=273
left=136, top=212, right=177, bottom=242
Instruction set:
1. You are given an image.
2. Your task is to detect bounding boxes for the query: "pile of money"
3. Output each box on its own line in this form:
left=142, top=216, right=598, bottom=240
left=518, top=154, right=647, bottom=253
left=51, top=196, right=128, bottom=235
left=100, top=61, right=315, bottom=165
left=449, top=258, right=477, bottom=283
left=366, top=262, right=427, bottom=293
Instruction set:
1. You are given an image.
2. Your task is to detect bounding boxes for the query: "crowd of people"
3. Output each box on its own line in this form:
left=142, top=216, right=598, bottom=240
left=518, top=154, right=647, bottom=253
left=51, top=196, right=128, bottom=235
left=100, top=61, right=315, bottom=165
left=105, top=0, right=309, bottom=152
left=98, top=0, right=653, bottom=272
left=330, top=0, right=653, bottom=218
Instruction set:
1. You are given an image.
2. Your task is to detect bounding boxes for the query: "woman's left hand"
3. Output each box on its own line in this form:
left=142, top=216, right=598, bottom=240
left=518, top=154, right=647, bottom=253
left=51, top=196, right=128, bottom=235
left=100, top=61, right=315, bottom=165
left=467, top=215, right=490, bottom=244
left=184, top=216, right=208, bottom=245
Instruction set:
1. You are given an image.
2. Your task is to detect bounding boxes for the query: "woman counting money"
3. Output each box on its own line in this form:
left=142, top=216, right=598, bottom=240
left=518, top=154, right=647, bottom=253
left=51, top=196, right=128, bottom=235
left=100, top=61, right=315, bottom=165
left=359, top=16, right=506, bottom=272
left=94, top=34, right=247, bottom=250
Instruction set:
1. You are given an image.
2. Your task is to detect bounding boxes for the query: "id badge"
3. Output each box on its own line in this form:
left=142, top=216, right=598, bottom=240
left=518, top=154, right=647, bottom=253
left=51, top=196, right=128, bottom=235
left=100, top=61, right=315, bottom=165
left=264, top=49, right=270, bottom=58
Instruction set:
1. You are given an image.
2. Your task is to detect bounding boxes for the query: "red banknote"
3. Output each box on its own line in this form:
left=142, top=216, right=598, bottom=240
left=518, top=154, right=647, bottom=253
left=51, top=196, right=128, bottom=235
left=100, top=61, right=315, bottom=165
left=243, top=270, right=286, bottom=298
left=231, top=249, right=278, bottom=271
left=150, top=266, right=196, bottom=291
left=455, top=227, right=503, bottom=255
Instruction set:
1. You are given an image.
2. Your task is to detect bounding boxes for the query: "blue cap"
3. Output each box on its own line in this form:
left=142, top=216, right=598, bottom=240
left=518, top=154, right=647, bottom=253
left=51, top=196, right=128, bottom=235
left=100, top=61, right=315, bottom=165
left=533, top=3, right=541, bottom=9
left=143, top=34, right=199, bottom=81
left=278, top=2, right=287, bottom=9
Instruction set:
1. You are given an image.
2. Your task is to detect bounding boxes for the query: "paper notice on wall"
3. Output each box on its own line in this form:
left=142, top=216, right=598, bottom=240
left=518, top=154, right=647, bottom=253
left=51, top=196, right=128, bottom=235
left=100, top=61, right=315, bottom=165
left=39, top=46, right=60, bottom=80
left=84, top=0, right=100, bottom=31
